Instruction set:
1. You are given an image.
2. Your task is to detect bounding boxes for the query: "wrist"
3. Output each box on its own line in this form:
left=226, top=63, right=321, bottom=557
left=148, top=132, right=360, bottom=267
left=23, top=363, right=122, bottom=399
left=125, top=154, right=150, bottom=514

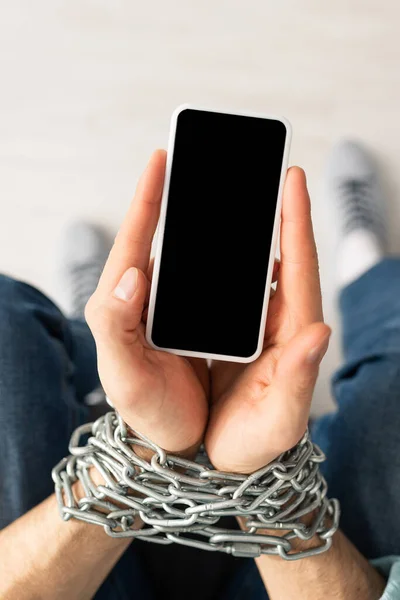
left=57, top=416, right=337, bottom=560
left=255, top=529, right=385, bottom=600
left=238, top=508, right=328, bottom=555
left=72, top=467, right=144, bottom=532
left=132, top=438, right=202, bottom=463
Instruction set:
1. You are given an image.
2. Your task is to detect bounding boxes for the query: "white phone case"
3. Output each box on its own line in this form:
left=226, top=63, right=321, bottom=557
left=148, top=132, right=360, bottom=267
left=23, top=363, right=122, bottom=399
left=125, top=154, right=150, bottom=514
left=145, top=104, right=292, bottom=363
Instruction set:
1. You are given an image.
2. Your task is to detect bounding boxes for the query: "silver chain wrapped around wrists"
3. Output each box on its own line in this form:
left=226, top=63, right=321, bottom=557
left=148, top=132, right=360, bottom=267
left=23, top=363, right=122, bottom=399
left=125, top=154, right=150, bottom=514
left=52, top=411, right=340, bottom=560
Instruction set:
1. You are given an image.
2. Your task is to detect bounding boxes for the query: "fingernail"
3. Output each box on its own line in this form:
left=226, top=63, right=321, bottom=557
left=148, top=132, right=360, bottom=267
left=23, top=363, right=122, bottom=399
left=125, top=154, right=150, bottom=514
left=307, top=331, right=331, bottom=364
left=113, top=267, right=138, bottom=301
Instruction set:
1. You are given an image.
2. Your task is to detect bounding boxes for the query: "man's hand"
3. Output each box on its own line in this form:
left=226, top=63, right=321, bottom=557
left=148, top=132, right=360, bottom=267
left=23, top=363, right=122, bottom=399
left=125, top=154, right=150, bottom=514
left=85, top=150, right=209, bottom=454
left=206, top=167, right=331, bottom=472
left=86, top=156, right=329, bottom=471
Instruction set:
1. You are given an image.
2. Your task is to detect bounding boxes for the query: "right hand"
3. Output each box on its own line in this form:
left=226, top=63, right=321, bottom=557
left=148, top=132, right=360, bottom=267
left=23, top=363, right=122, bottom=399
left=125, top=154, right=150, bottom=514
left=205, top=167, right=330, bottom=473
left=85, top=150, right=209, bottom=455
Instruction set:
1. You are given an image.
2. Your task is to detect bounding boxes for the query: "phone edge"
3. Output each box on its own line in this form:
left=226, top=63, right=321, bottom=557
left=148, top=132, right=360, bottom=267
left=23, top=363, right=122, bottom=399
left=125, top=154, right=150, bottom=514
left=145, top=104, right=292, bottom=364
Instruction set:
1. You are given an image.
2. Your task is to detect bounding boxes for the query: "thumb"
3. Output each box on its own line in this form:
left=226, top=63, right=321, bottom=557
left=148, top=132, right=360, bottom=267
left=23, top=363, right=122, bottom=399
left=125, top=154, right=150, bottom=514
left=85, top=267, right=149, bottom=414
left=86, top=267, right=148, bottom=346
left=267, top=323, right=331, bottom=447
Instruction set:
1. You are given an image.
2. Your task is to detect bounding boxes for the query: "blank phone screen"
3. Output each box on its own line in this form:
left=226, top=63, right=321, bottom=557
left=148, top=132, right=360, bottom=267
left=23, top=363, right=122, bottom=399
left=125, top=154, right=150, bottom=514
left=151, top=108, right=287, bottom=358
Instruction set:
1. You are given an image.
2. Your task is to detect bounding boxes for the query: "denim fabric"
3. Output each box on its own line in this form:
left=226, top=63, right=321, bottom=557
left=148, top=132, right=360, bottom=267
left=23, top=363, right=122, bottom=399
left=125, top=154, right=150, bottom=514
left=0, top=275, right=153, bottom=600
left=312, top=259, right=400, bottom=560
left=1, top=259, right=400, bottom=599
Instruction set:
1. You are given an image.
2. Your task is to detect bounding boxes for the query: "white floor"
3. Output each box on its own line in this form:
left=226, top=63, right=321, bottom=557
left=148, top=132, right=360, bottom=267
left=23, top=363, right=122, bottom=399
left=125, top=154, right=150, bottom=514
left=1, top=1, right=400, bottom=414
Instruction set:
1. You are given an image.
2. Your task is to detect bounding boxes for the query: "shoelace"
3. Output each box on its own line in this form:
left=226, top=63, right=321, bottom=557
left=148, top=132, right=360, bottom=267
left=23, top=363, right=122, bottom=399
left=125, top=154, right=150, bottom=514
left=338, top=177, right=385, bottom=239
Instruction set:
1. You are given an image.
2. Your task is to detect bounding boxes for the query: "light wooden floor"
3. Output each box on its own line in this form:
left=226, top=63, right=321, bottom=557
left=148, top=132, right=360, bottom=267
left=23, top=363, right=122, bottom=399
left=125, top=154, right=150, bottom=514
left=1, top=1, right=400, bottom=414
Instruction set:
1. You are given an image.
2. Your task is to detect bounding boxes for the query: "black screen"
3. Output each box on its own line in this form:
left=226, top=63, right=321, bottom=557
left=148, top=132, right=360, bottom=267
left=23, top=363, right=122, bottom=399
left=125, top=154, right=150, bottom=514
left=151, top=109, right=287, bottom=358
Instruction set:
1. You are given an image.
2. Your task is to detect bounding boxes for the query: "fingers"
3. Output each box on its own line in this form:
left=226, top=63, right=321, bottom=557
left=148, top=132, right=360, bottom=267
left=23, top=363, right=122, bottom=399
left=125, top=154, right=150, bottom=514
left=144, top=257, right=155, bottom=308
left=86, top=266, right=148, bottom=351
left=278, top=167, right=323, bottom=324
left=147, top=256, right=155, bottom=282
left=84, top=151, right=166, bottom=433
left=86, top=266, right=152, bottom=412
left=272, top=258, right=280, bottom=283
left=96, top=150, right=167, bottom=297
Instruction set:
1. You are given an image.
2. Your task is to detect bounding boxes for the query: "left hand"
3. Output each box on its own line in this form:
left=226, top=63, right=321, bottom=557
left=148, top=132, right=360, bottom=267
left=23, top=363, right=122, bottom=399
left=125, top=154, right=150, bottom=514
left=205, top=167, right=331, bottom=473
left=86, top=151, right=209, bottom=456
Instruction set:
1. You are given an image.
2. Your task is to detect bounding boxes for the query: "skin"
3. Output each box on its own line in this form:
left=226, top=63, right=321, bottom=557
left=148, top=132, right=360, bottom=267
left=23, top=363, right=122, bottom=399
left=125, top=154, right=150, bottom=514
left=0, top=151, right=385, bottom=599
left=85, top=150, right=330, bottom=472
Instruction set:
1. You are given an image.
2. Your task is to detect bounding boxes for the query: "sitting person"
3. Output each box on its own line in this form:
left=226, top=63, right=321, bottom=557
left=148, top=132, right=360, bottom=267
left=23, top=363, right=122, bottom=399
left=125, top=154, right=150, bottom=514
left=0, top=142, right=399, bottom=599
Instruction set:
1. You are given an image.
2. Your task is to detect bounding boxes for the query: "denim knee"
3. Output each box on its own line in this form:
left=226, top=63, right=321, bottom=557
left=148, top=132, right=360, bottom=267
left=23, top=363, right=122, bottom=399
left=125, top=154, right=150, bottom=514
left=0, top=275, right=34, bottom=351
left=319, top=354, right=400, bottom=494
left=0, top=274, right=71, bottom=417
left=0, top=274, right=59, bottom=357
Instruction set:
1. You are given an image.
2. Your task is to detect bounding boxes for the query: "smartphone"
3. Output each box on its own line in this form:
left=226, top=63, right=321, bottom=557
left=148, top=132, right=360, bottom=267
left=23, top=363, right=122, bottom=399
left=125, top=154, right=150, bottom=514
left=146, top=105, right=291, bottom=363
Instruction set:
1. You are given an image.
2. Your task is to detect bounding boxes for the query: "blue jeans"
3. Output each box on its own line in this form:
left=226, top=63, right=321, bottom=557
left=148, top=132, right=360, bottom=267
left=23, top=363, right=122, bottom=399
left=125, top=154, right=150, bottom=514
left=1, top=258, right=400, bottom=599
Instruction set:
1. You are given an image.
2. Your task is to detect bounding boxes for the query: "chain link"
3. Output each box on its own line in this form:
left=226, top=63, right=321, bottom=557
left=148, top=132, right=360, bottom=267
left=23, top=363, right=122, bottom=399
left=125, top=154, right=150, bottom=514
left=52, top=411, right=340, bottom=560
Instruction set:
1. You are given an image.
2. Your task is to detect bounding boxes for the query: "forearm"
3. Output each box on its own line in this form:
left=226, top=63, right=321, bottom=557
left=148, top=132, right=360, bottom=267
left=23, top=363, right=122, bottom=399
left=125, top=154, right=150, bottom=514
left=255, top=529, right=385, bottom=600
left=0, top=493, right=132, bottom=600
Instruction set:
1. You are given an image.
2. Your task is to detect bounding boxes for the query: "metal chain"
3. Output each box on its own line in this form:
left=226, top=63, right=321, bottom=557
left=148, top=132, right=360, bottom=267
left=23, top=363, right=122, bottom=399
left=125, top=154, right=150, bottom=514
left=52, top=411, right=340, bottom=560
